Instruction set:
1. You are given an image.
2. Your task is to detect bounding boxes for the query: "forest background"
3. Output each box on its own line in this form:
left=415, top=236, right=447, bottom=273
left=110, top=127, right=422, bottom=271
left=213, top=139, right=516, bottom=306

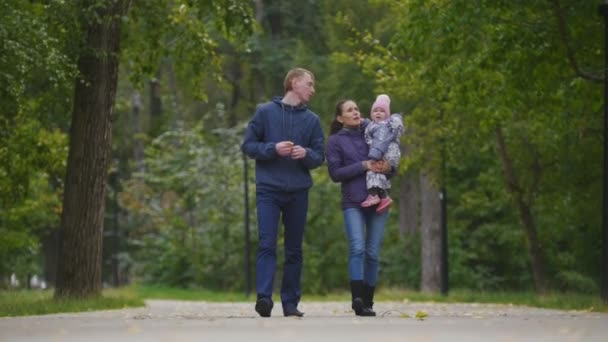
left=0, top=0, right=603, bottom=298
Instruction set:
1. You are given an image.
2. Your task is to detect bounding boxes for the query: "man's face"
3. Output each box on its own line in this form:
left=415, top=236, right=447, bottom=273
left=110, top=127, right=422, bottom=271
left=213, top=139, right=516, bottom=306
left=292, top=73, right=315, bottom=104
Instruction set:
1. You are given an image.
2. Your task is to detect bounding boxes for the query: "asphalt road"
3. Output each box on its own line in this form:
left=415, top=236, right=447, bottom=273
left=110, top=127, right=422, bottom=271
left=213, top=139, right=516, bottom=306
left=1, top=300, right=606, bottom=341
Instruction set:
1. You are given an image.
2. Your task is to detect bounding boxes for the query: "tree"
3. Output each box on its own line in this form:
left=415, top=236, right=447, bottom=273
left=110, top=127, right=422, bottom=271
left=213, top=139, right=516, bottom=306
left=55, top=0, right=131, bottom=299
left=349, top=0, right=602, bottom=293
left=420, top=172, right=441, bottom=292
left=54, top=0, right=256, bottom=297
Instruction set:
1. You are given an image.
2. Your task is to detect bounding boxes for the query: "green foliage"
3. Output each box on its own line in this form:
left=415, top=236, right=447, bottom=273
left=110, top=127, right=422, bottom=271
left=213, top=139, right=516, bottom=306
left=0, top=0, right=74, bottom=285
left=120, top=123, right=251, bottom=290
left=0, top=109, right=68, bottom=285
left=344, top=0, right=603, bottom=292
left=122, top=0, right=256, bottom=98
left=0, top=0, right=77, bottom=105
left=302, top=171, right=348, bottom=293
left=380, top=228, right=420, bottom=289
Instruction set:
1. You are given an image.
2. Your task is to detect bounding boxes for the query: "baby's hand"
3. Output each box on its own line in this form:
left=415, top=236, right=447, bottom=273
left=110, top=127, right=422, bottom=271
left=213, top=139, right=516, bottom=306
left=369, top=160, right=391, bottom=173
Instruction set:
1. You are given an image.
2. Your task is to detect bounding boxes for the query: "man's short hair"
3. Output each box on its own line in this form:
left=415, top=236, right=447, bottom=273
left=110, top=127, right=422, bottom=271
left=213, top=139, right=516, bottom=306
left=284, top=68, right=315, bottom=92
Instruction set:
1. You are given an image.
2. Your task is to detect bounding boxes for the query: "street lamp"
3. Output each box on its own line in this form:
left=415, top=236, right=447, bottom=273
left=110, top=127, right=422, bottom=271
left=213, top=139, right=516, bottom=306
left=439, top=108, right=449, bottom=296
left=599, top=1, right=608, bottom=304
left=243, top=150, right=252, bottom=297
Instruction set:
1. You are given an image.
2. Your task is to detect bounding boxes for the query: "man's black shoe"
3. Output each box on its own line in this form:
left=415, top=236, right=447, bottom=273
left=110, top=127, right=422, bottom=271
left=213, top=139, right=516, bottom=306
left=356, top=307, right=376, bottom=317
left=255, top=297, right=273, bottom=317
left=283, top=306, right=304, bottom=317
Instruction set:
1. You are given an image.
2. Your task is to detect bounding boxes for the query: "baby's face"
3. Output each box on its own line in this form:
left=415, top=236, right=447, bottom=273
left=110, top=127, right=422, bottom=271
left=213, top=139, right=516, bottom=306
left=371, top=108, right=388, bottom=122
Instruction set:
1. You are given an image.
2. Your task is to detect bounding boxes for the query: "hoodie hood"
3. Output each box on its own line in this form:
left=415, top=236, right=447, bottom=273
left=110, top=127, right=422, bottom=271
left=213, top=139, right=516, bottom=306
left=272, top=96, right=309, bottom=112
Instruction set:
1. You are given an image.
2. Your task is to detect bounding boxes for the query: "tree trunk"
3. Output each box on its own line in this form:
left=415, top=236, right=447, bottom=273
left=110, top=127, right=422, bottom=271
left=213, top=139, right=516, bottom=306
left=42, top=229, right=59, bottom=288
left=495, top=126, right=547, bottom=294
left=165, top=61, right=180, bottom=129
left=55, top=0, right=129, bottom=299
left=228, top=64, right=242, bottom=127
left=254, top=0, right=264, bottom=23
left=131, top=92, right=144, bottom=173
left=398, top=129, right=419, bottom=235
left=149, top=76, right=163, bottom=137
left=420, top=171, right=441, bottom=293
left=399, top=172, right=419, bottom=235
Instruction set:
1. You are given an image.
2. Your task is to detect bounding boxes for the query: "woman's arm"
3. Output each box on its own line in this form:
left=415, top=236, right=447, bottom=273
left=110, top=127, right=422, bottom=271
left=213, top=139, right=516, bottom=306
left=326, top=139, right=366, bottom=182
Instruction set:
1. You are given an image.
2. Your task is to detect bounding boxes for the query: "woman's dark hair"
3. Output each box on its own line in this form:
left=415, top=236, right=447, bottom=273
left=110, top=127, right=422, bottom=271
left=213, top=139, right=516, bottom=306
left=329, top=99, right=352, bottom=135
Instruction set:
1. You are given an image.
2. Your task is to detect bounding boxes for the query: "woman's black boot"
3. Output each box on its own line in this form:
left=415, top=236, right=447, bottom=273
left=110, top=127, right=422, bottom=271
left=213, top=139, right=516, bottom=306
left=350, top=280, right=365, bottom=315
left=362, top=283, right=377, bottom=316
left=351, top=281, right=376, bottom=316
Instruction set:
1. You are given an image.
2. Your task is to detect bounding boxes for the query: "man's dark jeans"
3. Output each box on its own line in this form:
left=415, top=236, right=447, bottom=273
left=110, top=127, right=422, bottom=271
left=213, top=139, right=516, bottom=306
left=255, top=189, right=308, bottom=309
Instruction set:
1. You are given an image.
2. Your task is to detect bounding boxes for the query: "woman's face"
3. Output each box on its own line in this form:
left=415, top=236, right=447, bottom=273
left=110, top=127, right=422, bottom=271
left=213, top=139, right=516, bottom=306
left=337, top=100, right=361, bottom=128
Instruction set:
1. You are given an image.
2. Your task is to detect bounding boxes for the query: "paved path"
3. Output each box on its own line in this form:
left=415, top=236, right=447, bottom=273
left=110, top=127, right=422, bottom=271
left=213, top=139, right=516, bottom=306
left=1, top=300, right=607, bottom=341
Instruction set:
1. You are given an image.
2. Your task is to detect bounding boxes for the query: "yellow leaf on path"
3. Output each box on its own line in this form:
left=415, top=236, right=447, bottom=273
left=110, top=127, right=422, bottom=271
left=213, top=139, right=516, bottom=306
left=415, top=310, right=428, bottom=320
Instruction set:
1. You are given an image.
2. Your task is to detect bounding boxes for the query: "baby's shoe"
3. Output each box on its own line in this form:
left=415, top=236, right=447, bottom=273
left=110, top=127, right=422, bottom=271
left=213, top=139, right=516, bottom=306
left=376, top=196, right=393, bottom=213
left=361, top=195, right=380, bottom=207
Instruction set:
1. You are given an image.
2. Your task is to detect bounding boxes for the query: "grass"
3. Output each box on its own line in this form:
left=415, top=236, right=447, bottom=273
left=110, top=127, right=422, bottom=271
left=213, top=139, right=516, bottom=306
left=0, top=286, right=144, bottom=318
left=376, top=288, right=608, bottom=313
left=138, top=285, right=608, bottom=313
left=2, top=285, right=606, bottom=317
left=136, top=285, right=250, bottom=302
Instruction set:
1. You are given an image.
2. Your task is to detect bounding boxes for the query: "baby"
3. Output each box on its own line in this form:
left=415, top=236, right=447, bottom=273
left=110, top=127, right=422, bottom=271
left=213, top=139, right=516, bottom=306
left=361, top=94, right=403, bottom=213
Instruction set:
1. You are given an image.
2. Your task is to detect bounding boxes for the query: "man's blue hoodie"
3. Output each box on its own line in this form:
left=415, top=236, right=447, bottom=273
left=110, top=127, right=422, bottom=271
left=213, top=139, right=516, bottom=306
left=241, top=96, right=325, bottom=192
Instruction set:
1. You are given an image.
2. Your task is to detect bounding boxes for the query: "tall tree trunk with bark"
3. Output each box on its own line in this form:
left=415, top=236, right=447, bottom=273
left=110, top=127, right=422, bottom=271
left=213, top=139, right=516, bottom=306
left=42, top=229, right=59, bottom=287
left=399, top=172, right=419, bottom=235
left=149, top=77, right=163, bottom=137
left=495, top=126, right=547, bottom=294
left=131, top=92, right=144, bottom=173
left=420, top=171, right=441, bottom=292
left=55, top=0, right=130, bottom=299
left=398, top=128, right=419, bottom=235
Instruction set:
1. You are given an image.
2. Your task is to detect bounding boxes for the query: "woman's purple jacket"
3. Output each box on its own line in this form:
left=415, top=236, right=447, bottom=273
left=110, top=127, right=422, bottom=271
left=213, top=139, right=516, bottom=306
left=326, top=126, right=374, bottom=209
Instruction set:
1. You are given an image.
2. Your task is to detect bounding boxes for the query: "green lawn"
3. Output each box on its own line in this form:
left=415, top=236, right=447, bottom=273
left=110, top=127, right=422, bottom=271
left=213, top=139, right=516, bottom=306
left=136, top=285, right=250, bottom=302
left=0, top=287, right=144, bottom=317
left=1, top=285, right=606, bottom=317
left=138, top=285, right=608, bottom=313
left=375, top=288, right=608, bottom=313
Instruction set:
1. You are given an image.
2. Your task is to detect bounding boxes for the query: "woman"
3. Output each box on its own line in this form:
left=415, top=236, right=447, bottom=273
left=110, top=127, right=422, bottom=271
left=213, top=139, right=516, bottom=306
left=326, top=99, right=393, bottom=317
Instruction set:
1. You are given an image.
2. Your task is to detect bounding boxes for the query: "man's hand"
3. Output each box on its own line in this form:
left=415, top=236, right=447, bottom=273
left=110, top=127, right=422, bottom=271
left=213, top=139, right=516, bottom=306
left=276, top=141, right=294, bottom=157
left=290, top=145, right=307, bottom=159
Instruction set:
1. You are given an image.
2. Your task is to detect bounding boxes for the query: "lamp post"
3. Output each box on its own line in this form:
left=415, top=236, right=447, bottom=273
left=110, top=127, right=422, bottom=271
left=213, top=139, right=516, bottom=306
left=599, top=1, right=608, bottom=304
left=439, top=109, right=448, bottom=295
left=440, top=143, right=448, bottom=295
left=109, top=160, right=121, bottom=287
left=243, top=151, right=252, bottom=297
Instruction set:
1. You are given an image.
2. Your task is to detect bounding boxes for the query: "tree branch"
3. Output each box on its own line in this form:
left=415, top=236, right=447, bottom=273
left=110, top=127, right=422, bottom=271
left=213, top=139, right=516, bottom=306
left=549, top=0, right=603, bottom=83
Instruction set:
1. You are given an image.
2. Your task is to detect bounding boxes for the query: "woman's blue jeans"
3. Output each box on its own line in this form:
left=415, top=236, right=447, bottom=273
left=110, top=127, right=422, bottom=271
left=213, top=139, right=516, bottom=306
left=343, top=206, right=389, bottom=286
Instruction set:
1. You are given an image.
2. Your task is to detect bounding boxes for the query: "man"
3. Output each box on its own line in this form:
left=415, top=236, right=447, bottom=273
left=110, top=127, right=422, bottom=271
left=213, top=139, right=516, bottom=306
left=242, top=68, right=325, bottom=317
